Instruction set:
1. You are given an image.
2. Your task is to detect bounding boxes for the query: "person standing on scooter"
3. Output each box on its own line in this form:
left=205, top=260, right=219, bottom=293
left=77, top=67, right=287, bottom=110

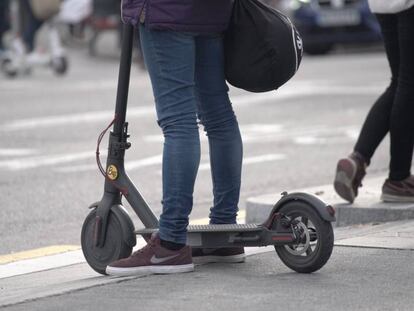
left=334, top=1, right=414, bottom=203
left=106, top=0, right=245, bottom=276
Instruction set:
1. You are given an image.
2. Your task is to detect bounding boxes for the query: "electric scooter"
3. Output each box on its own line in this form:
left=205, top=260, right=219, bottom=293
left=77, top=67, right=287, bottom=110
left=81, top=24, right=336, bottom=275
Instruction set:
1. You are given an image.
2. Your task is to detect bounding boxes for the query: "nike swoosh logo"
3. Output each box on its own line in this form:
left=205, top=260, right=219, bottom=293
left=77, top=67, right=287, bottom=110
left=150, top=254, right=180, bottom=264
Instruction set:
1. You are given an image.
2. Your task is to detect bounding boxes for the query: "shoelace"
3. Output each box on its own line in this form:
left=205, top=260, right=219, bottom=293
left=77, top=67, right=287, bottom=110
left=131, top=239, right=157, bottom=257
left=354, top=163, right=366, bottom=188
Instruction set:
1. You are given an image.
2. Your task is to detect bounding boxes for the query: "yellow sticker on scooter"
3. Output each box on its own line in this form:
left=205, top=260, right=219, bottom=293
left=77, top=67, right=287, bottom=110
left=107, top=165, right=118, bottom=180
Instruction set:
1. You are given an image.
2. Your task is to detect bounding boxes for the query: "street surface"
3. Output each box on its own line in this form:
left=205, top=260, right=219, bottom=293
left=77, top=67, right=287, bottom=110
left=2, top=223, right=414, bottom=311
left=2, top=35, right=414, bottom=311
left=0, top=43, right=393, bottom=254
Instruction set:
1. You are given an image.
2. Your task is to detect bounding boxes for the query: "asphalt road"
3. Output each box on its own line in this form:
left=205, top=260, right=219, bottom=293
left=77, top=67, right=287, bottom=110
left=2, top=247, right=414, bottom=311
left=0, top=43, right=394, bottom=255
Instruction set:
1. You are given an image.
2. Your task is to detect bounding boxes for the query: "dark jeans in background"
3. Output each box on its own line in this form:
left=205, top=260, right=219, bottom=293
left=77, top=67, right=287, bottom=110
left=20, top=0, right=43, bottom=52
left=0, top=0, right=10, bottom=50
left=354, top=6, right=414, bottom=181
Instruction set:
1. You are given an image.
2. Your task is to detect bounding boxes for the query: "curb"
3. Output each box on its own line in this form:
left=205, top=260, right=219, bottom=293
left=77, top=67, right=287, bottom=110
left=246, top=177, right=414, bottom=226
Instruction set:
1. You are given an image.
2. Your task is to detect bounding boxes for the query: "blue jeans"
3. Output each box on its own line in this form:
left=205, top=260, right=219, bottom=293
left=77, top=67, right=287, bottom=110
left=139, top=25, right=243, bottom=244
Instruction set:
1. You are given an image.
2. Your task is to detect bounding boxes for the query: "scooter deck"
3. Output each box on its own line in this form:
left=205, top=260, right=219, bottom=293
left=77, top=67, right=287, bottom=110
left=135, top=223, right=263, bottom=235
left=135, top=224, right=269, bottom=248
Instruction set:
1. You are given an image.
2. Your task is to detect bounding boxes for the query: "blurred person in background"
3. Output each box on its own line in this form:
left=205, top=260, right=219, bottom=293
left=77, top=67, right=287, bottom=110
left=1, top=0, right=67, bottom=77
left=334, top=0, right=414, bottom=203
left=0, top=0, right=10, bottom=53
left=89, top=0, right=121, bottom=55
left=58, top=0, right=92, bottom=41
left=19, top=0, right=45, bottom=53
left=15, top=0, right=61, bottom=53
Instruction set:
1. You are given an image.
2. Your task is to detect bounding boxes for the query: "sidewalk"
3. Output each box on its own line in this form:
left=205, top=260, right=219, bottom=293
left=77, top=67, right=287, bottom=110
left=246, top=176, right=414, bottom=226
left=1, top=177, right=414, bottom=310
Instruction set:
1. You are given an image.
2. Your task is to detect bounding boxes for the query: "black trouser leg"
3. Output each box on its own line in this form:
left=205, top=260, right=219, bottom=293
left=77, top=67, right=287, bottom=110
left=389, top=7, right=414, bottom=180
left=354, top=8, right=414, bottom=180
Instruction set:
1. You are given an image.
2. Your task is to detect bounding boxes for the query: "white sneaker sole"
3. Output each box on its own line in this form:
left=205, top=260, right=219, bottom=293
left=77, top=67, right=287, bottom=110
left=334, top=158, right=357, bottom=203
left=381, top=193, right=414, bottom=203
left=193, top=254, right=246, bottom=265
left=106, top=263, right=194, bottom=277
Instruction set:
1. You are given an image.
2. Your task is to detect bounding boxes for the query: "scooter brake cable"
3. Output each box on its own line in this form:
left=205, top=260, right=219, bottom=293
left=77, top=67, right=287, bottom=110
left=95, top=115, right=128, bottom=195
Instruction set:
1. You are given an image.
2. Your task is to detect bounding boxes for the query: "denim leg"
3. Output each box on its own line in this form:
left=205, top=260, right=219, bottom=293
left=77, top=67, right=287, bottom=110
left=195, top=35, right=243, bottom=225
left=139, top=25, right=200, bottom=244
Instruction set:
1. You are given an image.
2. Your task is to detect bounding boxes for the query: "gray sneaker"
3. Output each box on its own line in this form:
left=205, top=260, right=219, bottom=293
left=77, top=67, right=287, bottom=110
left=381, top=175, right=414, bottom=203
left=106, top=234, right=194, bottom=277
left=192, top=247, right=245, bottom=264
left=334, top=152, right=367, bottom=203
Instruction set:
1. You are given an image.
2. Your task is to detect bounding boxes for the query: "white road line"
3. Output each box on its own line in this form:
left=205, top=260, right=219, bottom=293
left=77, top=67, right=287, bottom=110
left=0, top=248, right=87, bottom=279
left=199, top=154, right=286, bottom=171
left=0, top=148, right=38, bottom=157
left=143, top=123, right=284, bottom=144
left=144, top=123, right=284, bottom=143
left=127, top=154, right=162, bottom=170
left=231, top=84, right=383, bottom=107
left=241, top=124, right=284, bottom=133
left=345, top=128, right=360, bottom=140
left=0, top=77, right=150, bottom=92
left=293, top=136, right=328, bottom=145
left=53, top=163, right=103, bottom=173
left=2, top=123, right=358, bottom=172
left=56, top=153, right=285, bottom=174
left=144, top=124, right=360, bottom=144
left=0, top=84, right=383, bottom=132
left=54, top=154, right=162, bottom=173
left=0, top=151, right=106, bottom=171
left=0, top=106, right=155, bottom=132
left=243, top=125, right=361, bottom=143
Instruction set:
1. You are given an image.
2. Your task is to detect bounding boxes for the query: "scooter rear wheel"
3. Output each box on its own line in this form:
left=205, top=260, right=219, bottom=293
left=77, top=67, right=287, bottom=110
left=274, top=201, right=334, bottom=273
left=81, top=208, right=133, bottom=275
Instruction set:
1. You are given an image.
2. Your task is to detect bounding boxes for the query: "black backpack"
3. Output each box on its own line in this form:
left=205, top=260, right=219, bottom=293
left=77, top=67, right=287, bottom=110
left=224, top=0, right=303, bottom=93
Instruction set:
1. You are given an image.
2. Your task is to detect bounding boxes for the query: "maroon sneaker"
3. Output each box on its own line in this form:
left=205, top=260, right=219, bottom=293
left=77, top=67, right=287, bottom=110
left=334, top=152, right=367, bottom=203
left=106, top=234, right=194, bottom=277
left=192, top=247, right=245, bottom=264
left=381, top=175, right=414, bottom=203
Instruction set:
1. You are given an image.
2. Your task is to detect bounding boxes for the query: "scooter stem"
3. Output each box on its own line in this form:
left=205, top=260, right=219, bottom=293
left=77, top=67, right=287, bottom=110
left=113, top=24, right=135, bottom=135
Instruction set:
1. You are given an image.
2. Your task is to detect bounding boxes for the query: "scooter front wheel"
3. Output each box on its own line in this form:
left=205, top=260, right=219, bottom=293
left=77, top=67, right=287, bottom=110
left=1, top=58, right=18, bottom=78
left=274, top=201, right=334, bottom=273
left=81, top=207, right=133, bottom=275
left=52, top=56, right=68, bottom=75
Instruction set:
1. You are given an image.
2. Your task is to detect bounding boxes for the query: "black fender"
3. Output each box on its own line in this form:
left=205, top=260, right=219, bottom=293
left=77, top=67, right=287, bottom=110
left=270, top=192, right=336, bottom=222
left=110, top=204, right=137, bottom=248
left=89, top=202, right=136, bottom=248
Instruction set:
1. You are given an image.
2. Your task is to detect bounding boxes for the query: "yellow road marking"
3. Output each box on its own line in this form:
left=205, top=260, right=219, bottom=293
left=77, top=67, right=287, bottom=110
left=0, top=210, right=246, bottom=264
left=0, top=245, right=80, bottom=265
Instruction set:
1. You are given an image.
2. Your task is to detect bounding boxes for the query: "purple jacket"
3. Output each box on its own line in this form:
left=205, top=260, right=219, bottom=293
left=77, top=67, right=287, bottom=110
left=122, top=0, right=234, bottom=33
